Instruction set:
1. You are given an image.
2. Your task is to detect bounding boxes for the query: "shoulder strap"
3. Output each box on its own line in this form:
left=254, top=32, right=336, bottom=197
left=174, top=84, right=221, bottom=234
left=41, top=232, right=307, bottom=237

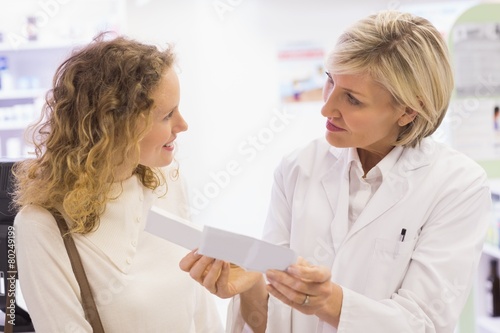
left=53, top=211, right=105, bottom=333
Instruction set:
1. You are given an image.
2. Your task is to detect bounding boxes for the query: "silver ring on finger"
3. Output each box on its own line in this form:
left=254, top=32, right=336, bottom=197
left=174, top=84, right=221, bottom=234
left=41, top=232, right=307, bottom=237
left=301, top=294, right=310, bottom=306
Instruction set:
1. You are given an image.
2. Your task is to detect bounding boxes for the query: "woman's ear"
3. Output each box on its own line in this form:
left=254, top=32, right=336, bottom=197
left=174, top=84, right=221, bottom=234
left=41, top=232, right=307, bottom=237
left=398, top=108, right=417, bottom=127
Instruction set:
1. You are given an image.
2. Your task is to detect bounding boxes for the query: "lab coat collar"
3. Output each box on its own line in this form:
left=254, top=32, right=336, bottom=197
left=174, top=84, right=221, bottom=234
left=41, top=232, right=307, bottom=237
left=321, top=148, right=350, bottom=252
left=328, top=145, right=344, bottom=160
left=321, top=139, right=434, bottom=250
left=345, top=139, right=434, bottom=241
left=347, top=145, right=404, bottom=181
left=322, top=138, right=433, bottom=186
left=321, top=147, right=349, bottom=214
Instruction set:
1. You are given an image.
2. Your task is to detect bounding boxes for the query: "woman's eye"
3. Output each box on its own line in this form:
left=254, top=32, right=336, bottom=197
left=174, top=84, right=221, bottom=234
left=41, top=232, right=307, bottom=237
left=325, top=71, right=334, bottom=84
left=347, top=93, right=360, bottom=106
left=164, top=111, right=174, bottom=120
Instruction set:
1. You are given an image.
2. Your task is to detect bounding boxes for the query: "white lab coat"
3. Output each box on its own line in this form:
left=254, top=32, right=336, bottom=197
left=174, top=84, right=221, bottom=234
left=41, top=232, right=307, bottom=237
left=227, top=137, right=491, bottom=333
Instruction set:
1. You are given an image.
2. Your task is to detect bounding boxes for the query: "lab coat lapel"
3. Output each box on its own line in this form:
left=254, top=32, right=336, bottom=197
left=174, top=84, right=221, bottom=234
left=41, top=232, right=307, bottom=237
left=346, top=143, right=432, bottom=239
left=347, top=171, right=408, bottom=237
left=320, top=149, right=349, bottom=253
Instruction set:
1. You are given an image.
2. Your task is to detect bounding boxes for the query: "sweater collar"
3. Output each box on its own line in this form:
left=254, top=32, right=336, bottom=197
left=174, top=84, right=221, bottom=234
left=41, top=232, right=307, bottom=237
left=80, top=175, right=159, bottom=273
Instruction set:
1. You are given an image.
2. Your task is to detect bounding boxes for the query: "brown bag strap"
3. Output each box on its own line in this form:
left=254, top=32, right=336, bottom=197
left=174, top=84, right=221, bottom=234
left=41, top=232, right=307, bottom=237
left=53, top=211, right=105, bottom=333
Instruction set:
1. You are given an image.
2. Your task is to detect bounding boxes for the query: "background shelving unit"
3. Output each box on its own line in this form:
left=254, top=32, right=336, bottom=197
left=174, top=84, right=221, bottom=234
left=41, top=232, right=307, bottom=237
left=0, top=0, right=126, bottom=158
left=475, top=179, right=500, bottom=333
left=0, top=44, right=75, bottom=157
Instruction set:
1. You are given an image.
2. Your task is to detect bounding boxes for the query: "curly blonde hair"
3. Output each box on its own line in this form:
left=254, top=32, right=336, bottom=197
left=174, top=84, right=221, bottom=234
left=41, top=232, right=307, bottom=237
left=13, top=34, right=175, bottom=234
left=327, top=10, right=454, bottom=147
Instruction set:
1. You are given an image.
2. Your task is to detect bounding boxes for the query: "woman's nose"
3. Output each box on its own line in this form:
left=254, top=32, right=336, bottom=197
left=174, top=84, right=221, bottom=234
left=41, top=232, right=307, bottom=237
left=175, top=113, right=188, bottom=133
left=321, top=86, right=337, bottom=118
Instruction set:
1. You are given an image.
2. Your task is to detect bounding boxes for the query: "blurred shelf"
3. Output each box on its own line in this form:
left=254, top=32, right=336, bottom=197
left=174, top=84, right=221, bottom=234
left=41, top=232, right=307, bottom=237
left=0, top=40, right=85, bottom=52
left=0, top=89, right=46, bottom=101
left=483, top=243, right=500, bottom=259
left=0, top=124, right=30, bottom=131
left=477, top=316, right=500, bottom=332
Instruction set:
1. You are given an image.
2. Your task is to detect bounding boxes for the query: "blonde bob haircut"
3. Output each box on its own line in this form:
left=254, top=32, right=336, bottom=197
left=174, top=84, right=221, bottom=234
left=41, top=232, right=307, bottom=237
left=13, top=34, right=175, bottom=234
left=326, top=10, right=454, bottom=147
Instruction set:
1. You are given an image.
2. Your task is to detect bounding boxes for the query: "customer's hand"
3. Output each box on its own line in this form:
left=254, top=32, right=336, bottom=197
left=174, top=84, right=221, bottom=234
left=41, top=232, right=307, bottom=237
left=179, top=249, right=262, bottom=299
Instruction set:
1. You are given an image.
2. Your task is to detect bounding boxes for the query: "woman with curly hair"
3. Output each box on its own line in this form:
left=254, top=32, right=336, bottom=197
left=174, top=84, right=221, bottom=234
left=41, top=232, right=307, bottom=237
left=13, top=35, right=222, bottom=332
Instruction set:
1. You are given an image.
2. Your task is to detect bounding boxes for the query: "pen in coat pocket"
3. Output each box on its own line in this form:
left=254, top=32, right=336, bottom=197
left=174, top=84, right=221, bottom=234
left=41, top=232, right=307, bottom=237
left=395, top=228, right=407, bottom=258
left=400, top=228, right=407, bottom=242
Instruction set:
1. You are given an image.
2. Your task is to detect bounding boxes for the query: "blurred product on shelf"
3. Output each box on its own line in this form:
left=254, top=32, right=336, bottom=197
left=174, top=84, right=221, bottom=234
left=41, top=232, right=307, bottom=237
left=0, top=56, right=14, bottom=91
left=486, top=259, right=500, bottom=317
left=486, top=190, right=500, bottom=248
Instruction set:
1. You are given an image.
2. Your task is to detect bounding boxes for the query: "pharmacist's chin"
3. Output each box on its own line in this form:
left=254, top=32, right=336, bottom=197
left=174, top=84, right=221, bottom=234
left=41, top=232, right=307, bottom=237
left=325, top=132, right=348, bottom=148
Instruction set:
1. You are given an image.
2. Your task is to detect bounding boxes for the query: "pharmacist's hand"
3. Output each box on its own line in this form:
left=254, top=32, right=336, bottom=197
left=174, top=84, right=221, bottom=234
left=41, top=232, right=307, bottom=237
left=266, top=257, right=339, bottom=317
left=179, top=249, right=262, bottom=299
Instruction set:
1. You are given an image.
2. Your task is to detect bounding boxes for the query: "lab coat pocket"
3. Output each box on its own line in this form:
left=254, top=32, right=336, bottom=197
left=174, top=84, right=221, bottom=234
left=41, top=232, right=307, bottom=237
left=364, top=237, right=417, bottom=299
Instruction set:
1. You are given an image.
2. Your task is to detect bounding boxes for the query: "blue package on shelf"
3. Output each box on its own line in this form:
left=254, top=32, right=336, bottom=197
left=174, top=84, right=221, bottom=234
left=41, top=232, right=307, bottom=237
left=0, top=56, right=6, bottom=70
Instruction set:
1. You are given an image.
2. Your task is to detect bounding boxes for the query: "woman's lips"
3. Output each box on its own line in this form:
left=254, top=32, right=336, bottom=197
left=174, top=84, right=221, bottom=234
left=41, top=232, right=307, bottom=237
left=163, top=141, right=175, bottom=151
left=326, top=120, right=345, bottom=132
